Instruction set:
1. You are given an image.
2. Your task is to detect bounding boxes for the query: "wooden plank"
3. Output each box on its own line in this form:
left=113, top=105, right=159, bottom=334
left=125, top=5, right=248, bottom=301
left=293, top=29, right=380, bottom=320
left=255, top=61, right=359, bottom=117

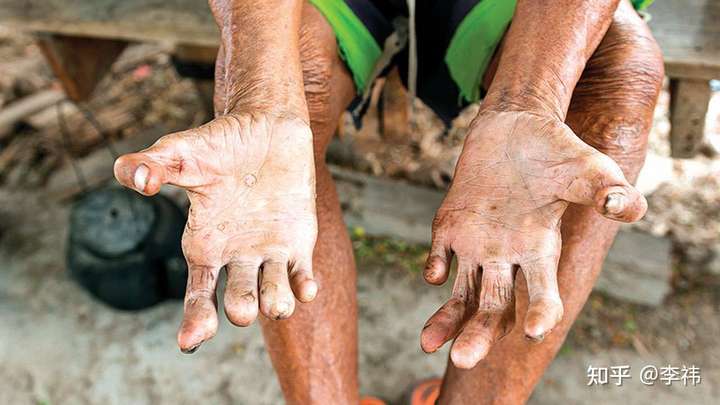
left=0, top=0, right=219, bottom=47
left=0, top=89, right=65, bottom=139
left=669, top=77, right=711, bottom=158
left=0, top=0, right=717, bottom=80
left=648, top=0, right=720, bottom=79
left=47, top=126, right=170, bottom=199
left=37, top=34, right=128, bottom=101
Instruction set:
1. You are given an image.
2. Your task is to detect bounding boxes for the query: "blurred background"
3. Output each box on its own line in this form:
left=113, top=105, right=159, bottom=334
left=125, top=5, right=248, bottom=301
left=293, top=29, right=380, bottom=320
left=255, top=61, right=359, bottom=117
left=0, top=1, right=718, bottom=404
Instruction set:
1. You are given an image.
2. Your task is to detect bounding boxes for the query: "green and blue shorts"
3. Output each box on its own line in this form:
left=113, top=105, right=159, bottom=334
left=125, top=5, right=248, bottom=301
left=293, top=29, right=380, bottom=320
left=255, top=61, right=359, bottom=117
left=309, top=0, right=654, bottom=125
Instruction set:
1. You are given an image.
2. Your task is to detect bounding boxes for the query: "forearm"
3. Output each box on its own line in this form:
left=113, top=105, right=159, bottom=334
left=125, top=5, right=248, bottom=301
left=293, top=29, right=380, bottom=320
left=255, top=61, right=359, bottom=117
left=209, top=0, right=308, bottom=120
left=482, top=0, right=620, bottom=120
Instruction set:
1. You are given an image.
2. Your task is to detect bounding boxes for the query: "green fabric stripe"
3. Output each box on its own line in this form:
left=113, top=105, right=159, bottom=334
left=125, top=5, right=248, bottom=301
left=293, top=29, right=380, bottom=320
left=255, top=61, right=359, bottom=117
left=445, top=0, right=652, bottom=104
left=632, top=0, right=655, bottom=11
left=309, top=0, right=381, bottom=93
left=445, top=0, right=517, bottom=103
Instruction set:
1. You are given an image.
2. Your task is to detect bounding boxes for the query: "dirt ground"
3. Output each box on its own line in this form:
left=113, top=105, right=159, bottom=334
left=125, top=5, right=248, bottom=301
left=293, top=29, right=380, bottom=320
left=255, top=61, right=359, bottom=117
left=0, top=190, right=718, bottom=404
left=1, top=31, right=719, bottom=404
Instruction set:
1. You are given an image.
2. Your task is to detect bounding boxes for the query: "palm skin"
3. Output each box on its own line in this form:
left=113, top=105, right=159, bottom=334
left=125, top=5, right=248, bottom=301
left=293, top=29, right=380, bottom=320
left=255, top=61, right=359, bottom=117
left=421, top=111, right=647, bottom=369
left=114, top=113, right=318, bottom=353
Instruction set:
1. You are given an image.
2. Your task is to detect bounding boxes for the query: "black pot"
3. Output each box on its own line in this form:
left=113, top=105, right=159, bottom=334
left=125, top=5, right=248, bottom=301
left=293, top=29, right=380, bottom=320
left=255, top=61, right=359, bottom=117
left=67, top=187, right=187, bottom=310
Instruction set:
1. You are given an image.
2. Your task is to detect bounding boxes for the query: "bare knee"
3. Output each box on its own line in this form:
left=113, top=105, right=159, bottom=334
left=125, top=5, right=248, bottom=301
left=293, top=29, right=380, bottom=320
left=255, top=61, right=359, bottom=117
left=570, top=2, right=664, bottom=172
left=299, top=4, right=345, bottom=158
left=588, top=3, right=664, bottom=104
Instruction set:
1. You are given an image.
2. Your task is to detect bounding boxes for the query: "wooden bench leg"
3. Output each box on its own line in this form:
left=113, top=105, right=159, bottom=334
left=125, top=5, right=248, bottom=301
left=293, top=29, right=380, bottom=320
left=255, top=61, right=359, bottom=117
left=669, top=77, right=711, bottom=158
left=379, top=68, right=408, bottom=143
left=37, top=34, right=128, bottom=102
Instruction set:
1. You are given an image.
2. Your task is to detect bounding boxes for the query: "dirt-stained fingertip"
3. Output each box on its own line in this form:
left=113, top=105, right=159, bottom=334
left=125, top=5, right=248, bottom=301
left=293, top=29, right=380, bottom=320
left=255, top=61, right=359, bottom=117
left=423, top=256, right=448, bottom=285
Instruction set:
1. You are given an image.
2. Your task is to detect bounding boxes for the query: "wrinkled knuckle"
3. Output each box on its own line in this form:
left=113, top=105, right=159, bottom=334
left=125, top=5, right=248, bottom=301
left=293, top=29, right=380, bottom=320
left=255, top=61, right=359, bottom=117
left=431, top=213, right=452, bottom=237
left=186, top=287, right=214, bottom=302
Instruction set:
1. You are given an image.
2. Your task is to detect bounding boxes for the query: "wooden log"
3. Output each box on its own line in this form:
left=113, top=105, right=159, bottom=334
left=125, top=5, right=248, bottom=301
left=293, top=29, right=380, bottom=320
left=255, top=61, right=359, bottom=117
left=669, top=78, right=711, bottom=158
left=46, top=126, right=173, bottom=200
left=27, top=96, right=144, bottom=155
left=0, top=89, right=65, bottom=140
left=0, top=136, right=34, bottom=178
left=37, top=34, right=128, bottom=102
left=379, top=69, right=408, bottom=143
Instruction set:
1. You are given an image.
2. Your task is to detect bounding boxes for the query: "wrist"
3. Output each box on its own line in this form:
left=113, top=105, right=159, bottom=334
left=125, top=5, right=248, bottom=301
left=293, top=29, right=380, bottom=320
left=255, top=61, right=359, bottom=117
left=480, top=82, right=566, bottom=121
left=222, top=81, right=309, bottom=123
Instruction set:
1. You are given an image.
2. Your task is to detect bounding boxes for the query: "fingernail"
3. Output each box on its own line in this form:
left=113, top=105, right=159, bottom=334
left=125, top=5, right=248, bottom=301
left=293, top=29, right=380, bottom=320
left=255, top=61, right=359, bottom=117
left=134, top=164, right=149, bottom=192
left=525, top=333, right=544, bottom=343
left=303, top=281, right=318, bottom=301
left=181, top=343, right=201, bottom=354
left=605, top=192, right=626, bottom=215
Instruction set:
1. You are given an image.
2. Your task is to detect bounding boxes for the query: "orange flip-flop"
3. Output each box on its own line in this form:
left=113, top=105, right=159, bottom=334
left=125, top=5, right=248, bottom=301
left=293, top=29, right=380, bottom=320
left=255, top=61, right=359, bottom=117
left=406, top=378, right=442, bottom=405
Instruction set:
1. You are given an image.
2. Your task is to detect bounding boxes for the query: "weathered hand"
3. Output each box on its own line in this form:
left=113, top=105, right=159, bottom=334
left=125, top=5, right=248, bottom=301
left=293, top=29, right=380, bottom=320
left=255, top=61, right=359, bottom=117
left=420, top=110, right=646, bottom=368
left=114, top=113, right=318, bottom=353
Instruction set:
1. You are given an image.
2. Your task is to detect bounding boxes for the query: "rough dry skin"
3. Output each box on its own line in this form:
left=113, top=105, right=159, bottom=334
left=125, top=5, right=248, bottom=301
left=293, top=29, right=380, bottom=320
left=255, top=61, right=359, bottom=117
left=421, top=110, right=646, bottom=369
left=0, top=190, right=718, bottom=405
left=111, top=0, right=664, bottom=404
left=114, top=0, right=318, bottom=355
left=114, top=114, right=318, bottom=352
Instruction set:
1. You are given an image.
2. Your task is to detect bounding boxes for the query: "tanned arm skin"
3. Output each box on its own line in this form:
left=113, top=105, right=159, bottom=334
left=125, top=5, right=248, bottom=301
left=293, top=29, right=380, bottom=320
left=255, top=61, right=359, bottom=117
left=114, top=0, right=320, bottom=353
left=209, top=0, right=308, bottom=118
left=421, top=0, right=649, bottom=369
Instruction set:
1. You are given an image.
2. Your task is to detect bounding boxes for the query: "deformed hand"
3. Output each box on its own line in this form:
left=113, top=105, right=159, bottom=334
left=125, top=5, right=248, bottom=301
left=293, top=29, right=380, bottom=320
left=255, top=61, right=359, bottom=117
left=420, top=110, right=646, bottom=368
left=114, top=113, right=318, bottom=353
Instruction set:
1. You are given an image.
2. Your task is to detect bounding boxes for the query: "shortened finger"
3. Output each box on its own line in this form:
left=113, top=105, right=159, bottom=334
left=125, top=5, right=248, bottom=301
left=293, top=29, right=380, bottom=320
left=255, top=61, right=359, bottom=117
left=289, top=258, right=317, bottom=303
left=420, top=298, right=466, bottom=353
left=424, top=242, right=452, bottom=285
left=260, top=260, right=296, bottom=320
left=224, top=261, right=260, bottom=327
left=521, top=257, right=564, bottom=341
left=450, top=307, right=514, bottom=369
left=177, top=263, right=220, bottom=353
left=113, top=154, right=168, bottom=196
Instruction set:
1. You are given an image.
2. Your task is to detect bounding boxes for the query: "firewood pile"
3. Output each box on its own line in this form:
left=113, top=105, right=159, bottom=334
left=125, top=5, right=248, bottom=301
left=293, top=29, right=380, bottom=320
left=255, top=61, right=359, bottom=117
left=0, top=29, right=205, bottom=189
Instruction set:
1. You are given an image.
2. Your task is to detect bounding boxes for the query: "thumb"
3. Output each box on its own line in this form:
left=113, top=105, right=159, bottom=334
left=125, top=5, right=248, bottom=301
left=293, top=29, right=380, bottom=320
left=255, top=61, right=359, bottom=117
left=560, top=152, right=647, bottom=223
left=113, top=135, right=184, bottom=196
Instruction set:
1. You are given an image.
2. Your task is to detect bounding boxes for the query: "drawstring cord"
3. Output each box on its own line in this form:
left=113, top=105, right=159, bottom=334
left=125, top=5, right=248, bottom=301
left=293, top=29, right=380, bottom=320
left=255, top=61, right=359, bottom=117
left=406, top=0, right=417, bottom=129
